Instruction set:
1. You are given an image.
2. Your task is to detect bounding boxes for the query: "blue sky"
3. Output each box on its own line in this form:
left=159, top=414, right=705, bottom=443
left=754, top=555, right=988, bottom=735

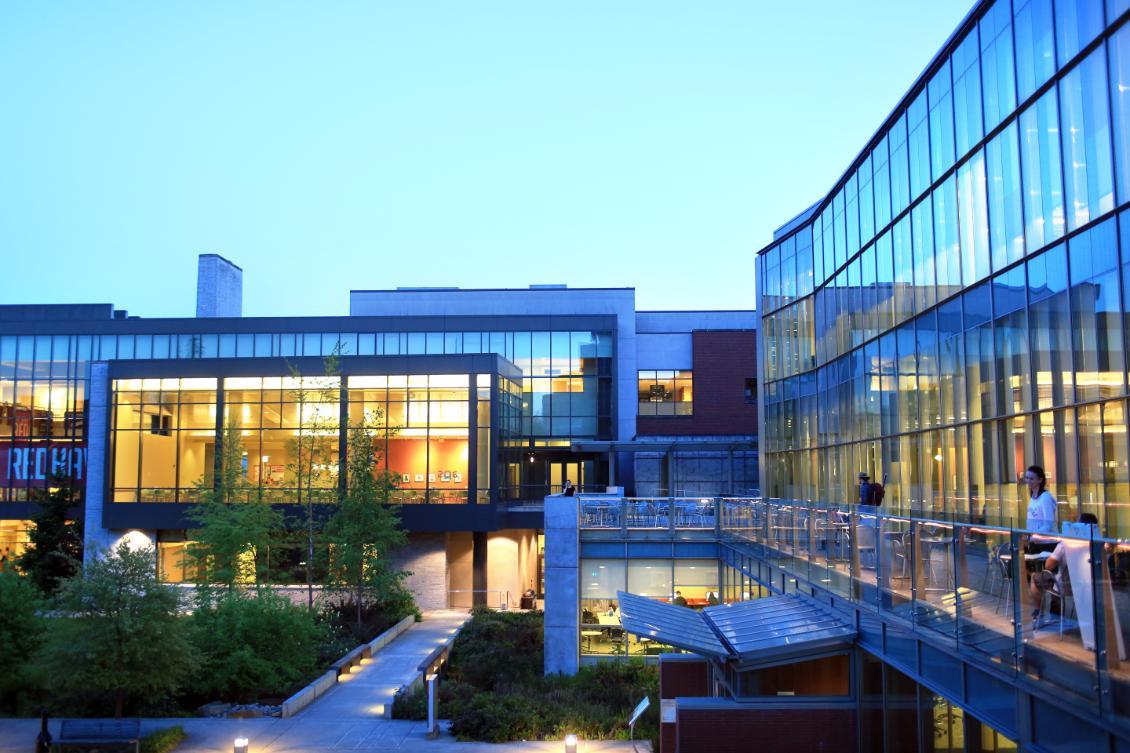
left=0, top=1, right=973, bottom=317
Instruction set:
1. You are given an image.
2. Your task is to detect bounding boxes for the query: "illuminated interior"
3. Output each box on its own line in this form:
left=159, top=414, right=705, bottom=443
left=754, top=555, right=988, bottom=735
left=111, top=373, right=497, bottom=504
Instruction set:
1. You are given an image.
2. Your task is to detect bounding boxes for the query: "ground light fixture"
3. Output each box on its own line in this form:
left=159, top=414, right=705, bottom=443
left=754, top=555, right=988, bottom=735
left=233, top=738, right=248, bottom=753
left=564, top=733, right=578, bottom=753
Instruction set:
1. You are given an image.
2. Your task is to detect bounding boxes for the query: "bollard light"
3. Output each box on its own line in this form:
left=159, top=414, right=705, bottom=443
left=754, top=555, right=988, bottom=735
left=233, top=738, right=249, bottom=753
left=564, top=733, right=578, bottom=753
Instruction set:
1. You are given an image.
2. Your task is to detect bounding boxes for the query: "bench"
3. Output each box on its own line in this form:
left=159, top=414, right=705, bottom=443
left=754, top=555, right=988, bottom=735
left=58, top=719, right=141, bottom=753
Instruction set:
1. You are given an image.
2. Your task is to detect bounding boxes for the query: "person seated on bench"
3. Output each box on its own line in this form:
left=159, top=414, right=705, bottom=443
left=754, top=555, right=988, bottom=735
left=672, top=590, right=687, bottom=607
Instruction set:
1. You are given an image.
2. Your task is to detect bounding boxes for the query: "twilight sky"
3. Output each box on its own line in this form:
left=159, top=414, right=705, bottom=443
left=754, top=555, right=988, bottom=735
left=0, top=1, right=973, bottom=318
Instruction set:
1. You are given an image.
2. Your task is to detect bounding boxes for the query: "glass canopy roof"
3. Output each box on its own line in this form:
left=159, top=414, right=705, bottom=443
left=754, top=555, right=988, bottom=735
left=617, top=590, right=855, bottom=667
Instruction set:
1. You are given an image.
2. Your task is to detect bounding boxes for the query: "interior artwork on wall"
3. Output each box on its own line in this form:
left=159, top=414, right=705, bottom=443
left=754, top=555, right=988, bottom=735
left=414, top=473, right=424, bottom=483
left=452, top=471, right=462, bottom=483
left=428, top=473, right=436, bottom=483
left=401, top=473, right=410, bottom=483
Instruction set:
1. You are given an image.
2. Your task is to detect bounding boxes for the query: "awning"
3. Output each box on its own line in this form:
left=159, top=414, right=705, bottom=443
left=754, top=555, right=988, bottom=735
left=617, top=590, right=855, bottom=667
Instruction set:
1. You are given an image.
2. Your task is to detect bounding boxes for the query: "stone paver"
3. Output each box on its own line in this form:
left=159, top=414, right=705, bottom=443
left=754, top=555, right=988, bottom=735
left=0, top=609, right=650, bottom=752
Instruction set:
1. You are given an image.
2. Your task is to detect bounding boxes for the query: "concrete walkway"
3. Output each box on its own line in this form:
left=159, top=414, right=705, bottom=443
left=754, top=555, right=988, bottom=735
left=309, top=609, right=471, bottom=720
left=0, top=609, right=649, bottom=752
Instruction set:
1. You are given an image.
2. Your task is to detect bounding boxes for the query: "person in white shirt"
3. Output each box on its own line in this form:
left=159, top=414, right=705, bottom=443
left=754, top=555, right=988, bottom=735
left=1024, top=465, right=1058, bottom=547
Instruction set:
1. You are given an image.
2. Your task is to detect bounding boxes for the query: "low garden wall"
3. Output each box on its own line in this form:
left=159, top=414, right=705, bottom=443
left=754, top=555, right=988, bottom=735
left=280, top=614, right=418, bottom=718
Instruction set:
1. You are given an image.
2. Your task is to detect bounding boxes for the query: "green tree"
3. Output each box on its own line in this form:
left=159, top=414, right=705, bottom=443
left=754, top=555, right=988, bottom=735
left=38, top=543, right=195, bottom=717
left=0, top=570, right=44, bottom=711
left=188, top=590, right=324, bottom=703
left=323, top=415, right=412, bottom=631
left=185, top=423, right=284, bottom=590
left=284, top=352, right=342, bottom=608
left=17, top=477, right=83, bottom=595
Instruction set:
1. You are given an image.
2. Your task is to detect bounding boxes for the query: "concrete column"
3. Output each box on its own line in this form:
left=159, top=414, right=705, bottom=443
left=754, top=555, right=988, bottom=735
left=543, top=493, right=579, bottom=675
left=472, top=531, right=487, bottom=607
left=83, top=362, right=115, bottom=563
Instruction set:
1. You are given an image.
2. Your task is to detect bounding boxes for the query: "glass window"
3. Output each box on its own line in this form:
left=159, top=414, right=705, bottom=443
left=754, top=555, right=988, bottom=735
left=1059, top=47, right=1115, bottom=232
left=628, top=560, right=673, bottom=599
left=911, top=199, right=936, bottom=314
left=1019, top=88, right=1066, bottom=251
left=890, top=115, right=910, bottom=216
left=874, top=137, right=892, bottom=230
left=638, top=370, right=692, bottom=417
left=933, top=175, right=962, bottom=294
left=986, top=122, right=1025, bottom=272
left=928, top=60, right=956, bottom=178
left=1029, top=244, right=1072, bottom=409
left=1014, top=0, right=1056, bottom=100
left=1055, top=0, right=1105, bottom=68
left=952, top=29, right=984, bottom=158
left=957, top=150, right=990, bottom=286
left=1109, top=24, right=1130, bottom=207
left=859, top=154, right=876, bottom=244
left=1069, top=219, right=1125, bottom=401
left=980, top=0, right=1017, bottom=131
left=908, top=91, right=932, bottom=201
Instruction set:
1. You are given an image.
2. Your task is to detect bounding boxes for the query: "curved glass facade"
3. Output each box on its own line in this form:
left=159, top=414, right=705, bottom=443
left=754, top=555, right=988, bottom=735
left=759, top=2, right=1130, bottom=535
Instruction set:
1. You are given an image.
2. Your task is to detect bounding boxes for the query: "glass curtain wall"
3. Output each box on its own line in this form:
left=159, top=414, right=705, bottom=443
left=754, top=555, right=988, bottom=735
left=0, top=326, right=614, bottom=504
left=759, top=5, right=1130, bottom=535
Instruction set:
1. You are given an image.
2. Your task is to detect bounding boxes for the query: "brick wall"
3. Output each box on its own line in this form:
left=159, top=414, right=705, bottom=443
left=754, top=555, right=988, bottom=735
left=637, top=330, right=757, bottom=437
left=675, top=704, right=857, bottom=753
left=389, top=532, right=447, bottom=611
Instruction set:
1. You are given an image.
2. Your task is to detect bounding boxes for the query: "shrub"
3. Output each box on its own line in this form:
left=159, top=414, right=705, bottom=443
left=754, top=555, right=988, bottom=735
left=0, top=570, right=43, bottom=712
left=188, top=590, right=325, bottom=702
left=445, top=607, right=543, bottom=690
left=140, top=726, right=186, bottom=753
left=449, top=693, right=545, bottom=743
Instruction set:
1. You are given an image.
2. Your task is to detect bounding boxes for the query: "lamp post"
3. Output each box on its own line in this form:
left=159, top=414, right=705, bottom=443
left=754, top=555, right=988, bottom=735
left=233, top=738, right=248, bottom=753
left=564, top=734, right=578, bottom=753
left=426, top=673, right=439, bottom=739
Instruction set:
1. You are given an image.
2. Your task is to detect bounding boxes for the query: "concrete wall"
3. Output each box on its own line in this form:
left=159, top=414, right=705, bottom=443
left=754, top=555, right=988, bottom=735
left=390, top=532, right=447, bottom=611
left=486, top=529, right=538, bottom=609
left=634, top=447, right=759, bottom=497
left=83, top=363, right=115, bottom=561
left=543, top=494, right=578, bottom=675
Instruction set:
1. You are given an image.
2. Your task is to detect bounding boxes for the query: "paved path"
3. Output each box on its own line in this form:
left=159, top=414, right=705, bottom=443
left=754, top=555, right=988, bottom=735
left=309, top=609, right=470, bottom=720
left=0, top=610, right=648, bottom=752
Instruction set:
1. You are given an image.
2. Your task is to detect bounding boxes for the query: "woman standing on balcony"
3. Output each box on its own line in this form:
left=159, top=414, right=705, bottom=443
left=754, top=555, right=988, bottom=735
left=1024, top=465, right=1059, bottom=551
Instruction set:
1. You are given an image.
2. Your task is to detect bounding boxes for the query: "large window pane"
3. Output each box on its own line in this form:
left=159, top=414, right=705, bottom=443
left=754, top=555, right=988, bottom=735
left=1110, top=24, right=1130, bottom=207
left=1059, top=47, right=1115, bottom=232
left=1019, top=88, right=1066, bottom=251
left=952, top=30, right=984, bottom=158
left=1014, top=0, right=1057, bottom=101
left=986, top=122, right=1025, bottom=272
left=909, top=92, right=932, bottom=200
left=928, top=61, right=956, bottom=178
left=1069, top=219, right=1125, bottom=402
left=1055, top=0, right=1105, bottom=68
left=957, top=151, right=990, bottom=286
left=980, top=0, right=1017, bottom=131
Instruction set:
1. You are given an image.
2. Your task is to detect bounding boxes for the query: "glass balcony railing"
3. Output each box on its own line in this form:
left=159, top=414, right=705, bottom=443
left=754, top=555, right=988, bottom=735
left=578, top=496, right=719, bottom=532
left=717, top=497, right=1130, bottom=725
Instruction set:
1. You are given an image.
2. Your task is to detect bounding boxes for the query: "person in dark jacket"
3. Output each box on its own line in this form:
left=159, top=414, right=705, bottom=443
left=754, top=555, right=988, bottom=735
left=563, top=479, right=576, bottom=496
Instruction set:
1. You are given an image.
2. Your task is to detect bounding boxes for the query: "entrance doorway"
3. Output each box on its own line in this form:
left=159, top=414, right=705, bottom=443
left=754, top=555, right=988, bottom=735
left=548, top=461, right=586, bottom=494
